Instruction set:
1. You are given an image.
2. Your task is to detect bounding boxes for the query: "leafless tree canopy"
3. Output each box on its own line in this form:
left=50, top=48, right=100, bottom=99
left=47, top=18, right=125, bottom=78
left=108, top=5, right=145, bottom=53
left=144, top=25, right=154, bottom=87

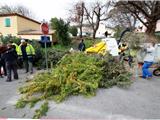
left=115, top=1, right=160, bottom=40
left=68, top=0, right=160, bottom=41
left=0, top=5, right=33, bottom=18
left=69, top=1, right=85, bottom=38
left=68, top=1, right=112, bottom=39
left=84, top=1, right=112, bottom=39
left=108, top=5, right=137, bottom=29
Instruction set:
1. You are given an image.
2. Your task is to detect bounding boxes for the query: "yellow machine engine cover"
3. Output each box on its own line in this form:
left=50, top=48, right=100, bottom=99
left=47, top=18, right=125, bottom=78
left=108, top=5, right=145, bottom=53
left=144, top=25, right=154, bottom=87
left=85, top=41, right=107, bottom=55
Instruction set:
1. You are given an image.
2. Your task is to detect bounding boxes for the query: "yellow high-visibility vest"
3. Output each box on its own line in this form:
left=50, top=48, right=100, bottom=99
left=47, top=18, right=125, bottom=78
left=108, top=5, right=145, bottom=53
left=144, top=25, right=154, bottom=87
left=12, top=43, right=18, bottom=53
left=17, top=43, right=35, bottom=56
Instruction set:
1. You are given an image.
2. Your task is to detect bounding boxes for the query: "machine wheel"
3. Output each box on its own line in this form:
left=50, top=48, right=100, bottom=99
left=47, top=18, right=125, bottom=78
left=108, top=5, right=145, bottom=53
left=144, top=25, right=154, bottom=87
left=153, top=68, right=160, bottom=76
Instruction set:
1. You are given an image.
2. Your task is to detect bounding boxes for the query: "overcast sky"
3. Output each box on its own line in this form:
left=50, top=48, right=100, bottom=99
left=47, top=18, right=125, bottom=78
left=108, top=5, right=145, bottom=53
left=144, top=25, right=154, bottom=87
left=0, top=0, right=104, bottom=22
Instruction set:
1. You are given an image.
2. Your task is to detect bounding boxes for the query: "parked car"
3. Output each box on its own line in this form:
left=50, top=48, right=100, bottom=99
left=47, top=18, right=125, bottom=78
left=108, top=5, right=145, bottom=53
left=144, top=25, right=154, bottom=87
left=77, top=32, right=90, bottom=37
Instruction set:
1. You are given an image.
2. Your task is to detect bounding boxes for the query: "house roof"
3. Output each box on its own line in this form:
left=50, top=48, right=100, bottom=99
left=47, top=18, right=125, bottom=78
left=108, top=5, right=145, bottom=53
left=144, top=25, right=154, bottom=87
left=18, top=29, right=55, bottom=35
left=0, top=13, right=41, bottom=24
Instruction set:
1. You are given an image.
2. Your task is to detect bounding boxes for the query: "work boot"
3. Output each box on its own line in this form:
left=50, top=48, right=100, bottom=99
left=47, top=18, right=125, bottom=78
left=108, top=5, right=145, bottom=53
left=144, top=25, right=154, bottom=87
left=14, top=77, right=19, bottom=80
left=6, top=80, right=11, bottom=82
left=14, top=75, right=18, bottom=80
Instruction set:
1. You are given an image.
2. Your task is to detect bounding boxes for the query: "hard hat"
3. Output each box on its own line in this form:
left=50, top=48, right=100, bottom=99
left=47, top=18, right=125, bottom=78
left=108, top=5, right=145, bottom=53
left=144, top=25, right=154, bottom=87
left=21, top=39, right=25, bottom=43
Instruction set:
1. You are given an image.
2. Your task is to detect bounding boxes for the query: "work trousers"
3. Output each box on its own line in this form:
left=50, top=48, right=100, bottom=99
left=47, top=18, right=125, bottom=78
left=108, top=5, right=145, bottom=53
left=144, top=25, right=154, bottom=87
left=6, top=61, right=18, bottom=81
left=24, top=56, right=33, bottom=73
left=142, top=61, right=153, bottom=78
left=0, top=61, right=7, bottom=76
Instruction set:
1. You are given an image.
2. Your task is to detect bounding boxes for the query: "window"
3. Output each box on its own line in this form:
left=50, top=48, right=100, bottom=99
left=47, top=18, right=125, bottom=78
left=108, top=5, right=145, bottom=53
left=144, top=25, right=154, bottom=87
left=5, top=18, right=11, bottom=27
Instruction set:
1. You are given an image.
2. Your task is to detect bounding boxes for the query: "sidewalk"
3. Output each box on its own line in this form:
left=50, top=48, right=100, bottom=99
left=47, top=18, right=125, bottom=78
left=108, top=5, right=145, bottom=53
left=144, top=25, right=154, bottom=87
left=0, top=69, right=160, bottom=119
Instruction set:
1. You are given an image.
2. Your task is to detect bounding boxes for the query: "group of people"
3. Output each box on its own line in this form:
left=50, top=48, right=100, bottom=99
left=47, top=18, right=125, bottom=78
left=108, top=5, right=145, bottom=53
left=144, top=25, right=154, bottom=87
left=0, top=35, right=156, bottom=81
left=78, top=36, right=156, bottom=80
left=0, top=39, right=35, bottom=82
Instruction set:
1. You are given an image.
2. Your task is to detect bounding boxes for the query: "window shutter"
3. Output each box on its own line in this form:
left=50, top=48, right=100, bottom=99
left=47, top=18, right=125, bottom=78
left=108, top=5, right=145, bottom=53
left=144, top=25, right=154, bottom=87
left=5, top=18, right=11, bottom=27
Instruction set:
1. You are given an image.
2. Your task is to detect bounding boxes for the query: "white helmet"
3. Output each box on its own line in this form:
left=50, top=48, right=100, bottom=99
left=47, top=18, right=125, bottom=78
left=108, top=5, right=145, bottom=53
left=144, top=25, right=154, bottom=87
left=21, top=39, right=25, bottom=43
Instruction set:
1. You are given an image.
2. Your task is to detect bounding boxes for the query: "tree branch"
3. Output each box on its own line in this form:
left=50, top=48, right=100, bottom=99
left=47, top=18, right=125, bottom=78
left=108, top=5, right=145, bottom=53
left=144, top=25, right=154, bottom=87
left=128, top=1, right=150, bottom=19
left=122, top=4, right=148, bottom=28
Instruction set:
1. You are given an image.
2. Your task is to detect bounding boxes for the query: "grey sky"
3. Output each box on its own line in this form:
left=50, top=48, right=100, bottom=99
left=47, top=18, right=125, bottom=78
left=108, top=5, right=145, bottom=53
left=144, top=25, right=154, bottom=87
left=0, top=0, right=104, bottom=22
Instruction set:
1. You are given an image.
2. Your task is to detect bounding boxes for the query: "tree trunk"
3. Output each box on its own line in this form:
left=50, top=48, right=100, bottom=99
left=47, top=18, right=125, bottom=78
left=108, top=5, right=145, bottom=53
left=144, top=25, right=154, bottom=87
left=92, top=19, right=100, bottom=39
left=79, top=25, right=82, bottom=38
left=145, top=21, right=157, bottom=43
left=77, top=2, right=84, bottom=38
left=132, top=15, right=137, bottom=29
left=93, top=30, right=96, bottom=39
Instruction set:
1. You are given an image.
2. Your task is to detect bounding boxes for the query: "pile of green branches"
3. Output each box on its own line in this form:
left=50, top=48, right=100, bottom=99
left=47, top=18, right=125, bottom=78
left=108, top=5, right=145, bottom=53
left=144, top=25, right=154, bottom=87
left=16, top=52, right=132, bottom=118
left=99, top=55, right=132, bottom=88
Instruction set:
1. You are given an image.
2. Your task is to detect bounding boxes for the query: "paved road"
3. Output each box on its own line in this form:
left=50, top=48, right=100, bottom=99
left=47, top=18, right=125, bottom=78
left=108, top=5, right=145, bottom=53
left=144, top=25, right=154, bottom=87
left=0, top=69, right=160, bottom=119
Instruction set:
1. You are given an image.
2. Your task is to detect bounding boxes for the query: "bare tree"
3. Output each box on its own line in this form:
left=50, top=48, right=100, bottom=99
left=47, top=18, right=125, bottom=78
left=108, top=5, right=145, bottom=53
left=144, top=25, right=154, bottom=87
left=109, top=6, right=137, bottom=29
left=0, top=5, right=13, bottom=13
left=0, top=5, right=33, bottom=18
left=69, top=2, right=85, bottom=38
left=115, top=1, right=160, bottom=42
left=84, top=1, right=111, bottom=39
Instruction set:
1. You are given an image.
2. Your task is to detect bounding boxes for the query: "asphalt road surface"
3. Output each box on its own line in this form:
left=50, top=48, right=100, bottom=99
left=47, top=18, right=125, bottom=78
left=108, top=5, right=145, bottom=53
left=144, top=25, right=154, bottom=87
left=0, top=69, right=160, bottom=119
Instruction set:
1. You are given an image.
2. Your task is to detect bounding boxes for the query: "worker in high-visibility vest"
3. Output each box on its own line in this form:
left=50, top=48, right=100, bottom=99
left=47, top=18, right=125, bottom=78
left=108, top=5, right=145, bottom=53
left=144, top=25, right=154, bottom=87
left=8, top=40, right=19, bottom=53
left=17, top=39, right=35, bottom=74
left=118, top=43, right=128, bottom=54
left=118, top=43, right=128, bottom=61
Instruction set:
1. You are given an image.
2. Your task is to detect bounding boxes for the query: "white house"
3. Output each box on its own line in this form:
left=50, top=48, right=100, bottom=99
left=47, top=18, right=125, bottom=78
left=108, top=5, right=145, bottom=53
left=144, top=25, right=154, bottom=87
left=96, top=23, right=115, bottom=38
left=77, top=22, right=115, bottom=38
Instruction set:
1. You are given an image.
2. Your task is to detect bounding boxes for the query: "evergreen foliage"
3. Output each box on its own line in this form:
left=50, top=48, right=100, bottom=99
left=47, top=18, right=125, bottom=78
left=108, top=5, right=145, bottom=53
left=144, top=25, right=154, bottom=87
left=50, top=18, right=71, bottom=46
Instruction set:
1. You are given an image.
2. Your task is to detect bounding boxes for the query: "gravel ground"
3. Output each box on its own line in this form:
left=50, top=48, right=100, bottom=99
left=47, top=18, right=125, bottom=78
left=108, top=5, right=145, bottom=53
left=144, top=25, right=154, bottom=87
left=0, top=69, right=160, bottom=119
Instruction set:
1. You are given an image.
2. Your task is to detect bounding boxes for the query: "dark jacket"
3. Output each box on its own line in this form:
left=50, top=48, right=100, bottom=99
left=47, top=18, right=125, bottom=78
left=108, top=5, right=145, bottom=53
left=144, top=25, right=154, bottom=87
left=0, top=53, right=5, bottom=64
left=78, top=42, right=86, bottom=51
left=2, top=48, right=18, bottom=63
left=21, top=45, right=28, bottom=59
left=0, top=53, right=2, bottom=63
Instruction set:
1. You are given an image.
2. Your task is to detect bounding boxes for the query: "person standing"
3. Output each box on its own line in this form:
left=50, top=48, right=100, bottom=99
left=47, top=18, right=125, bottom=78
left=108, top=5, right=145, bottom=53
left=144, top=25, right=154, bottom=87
left=17, top=39, right=35, bottom=74
left=142, top=42, right=156, bottom=79
left=2, top=44, right=18, bottom=82
left=0, top=53, right=7, bottom=77
left=0, top=44, right=7, bottom=77
left=78, top=39, right=86, bottom=51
